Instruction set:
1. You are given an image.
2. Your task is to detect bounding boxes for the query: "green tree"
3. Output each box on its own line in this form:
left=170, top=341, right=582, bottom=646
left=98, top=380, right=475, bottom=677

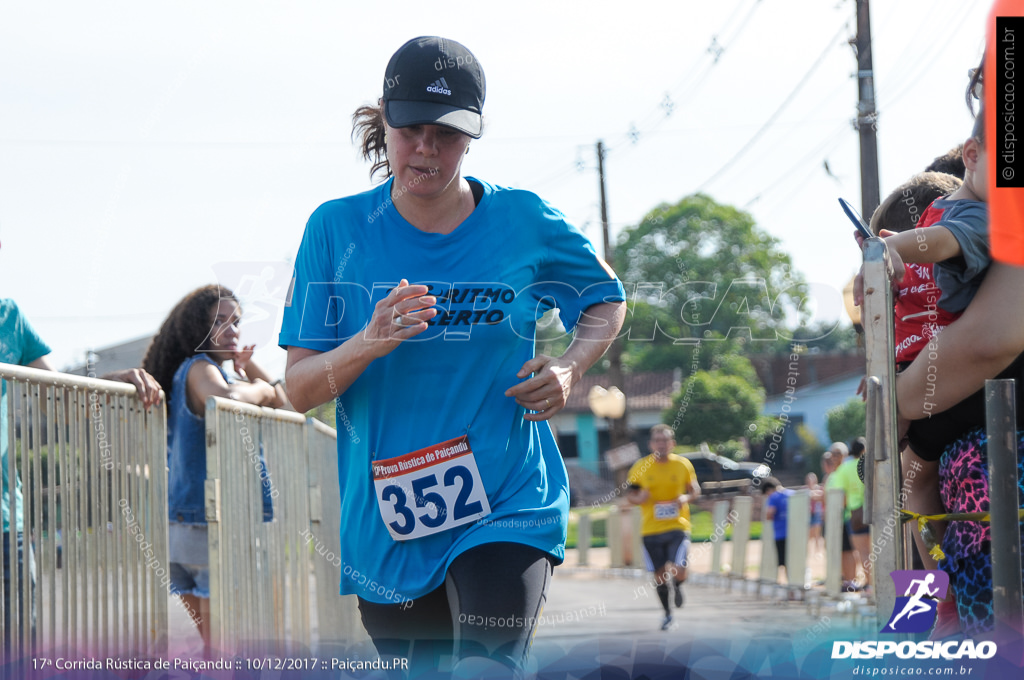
left=759, top=320, right=862, bottom=354
left=826, top=398, right=867, bottom=445
left=615, top=194, right=825, bottom=371
left=308, top=401, right=336, bottom=429
left=663, top=354, right=780, bottom=447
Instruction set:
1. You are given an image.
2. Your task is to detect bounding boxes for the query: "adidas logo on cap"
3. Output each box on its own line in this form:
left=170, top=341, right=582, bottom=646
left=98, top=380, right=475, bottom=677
left=426, top=77, right=451, bottom=96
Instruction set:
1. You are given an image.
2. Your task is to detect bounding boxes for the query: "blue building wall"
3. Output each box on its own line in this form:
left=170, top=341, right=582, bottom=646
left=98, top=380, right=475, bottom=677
left=762, top=373, right=863, bottom=446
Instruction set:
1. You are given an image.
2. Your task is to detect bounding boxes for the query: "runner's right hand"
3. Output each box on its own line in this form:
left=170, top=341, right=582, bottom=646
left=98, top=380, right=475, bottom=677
left=361, top=279, right=437, bottom=358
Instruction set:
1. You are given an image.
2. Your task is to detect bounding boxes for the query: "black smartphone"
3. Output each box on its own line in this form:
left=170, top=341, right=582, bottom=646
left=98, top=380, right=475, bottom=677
left=839, top=198, right=874, bottom=240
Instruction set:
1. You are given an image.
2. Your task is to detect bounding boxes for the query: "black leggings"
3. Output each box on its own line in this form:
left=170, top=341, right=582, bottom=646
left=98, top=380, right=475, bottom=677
left=357, top=542, right=554, bottom=677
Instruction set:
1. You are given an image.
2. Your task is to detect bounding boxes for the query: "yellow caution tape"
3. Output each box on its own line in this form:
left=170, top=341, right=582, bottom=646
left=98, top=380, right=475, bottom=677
left=896, top=509, right=1024, bottom=563
left=898, top=508, right=1024, bottom=524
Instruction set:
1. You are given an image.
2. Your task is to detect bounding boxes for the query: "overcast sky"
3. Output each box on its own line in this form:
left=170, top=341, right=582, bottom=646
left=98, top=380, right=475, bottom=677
left=0, top=0, right=988, bottom=377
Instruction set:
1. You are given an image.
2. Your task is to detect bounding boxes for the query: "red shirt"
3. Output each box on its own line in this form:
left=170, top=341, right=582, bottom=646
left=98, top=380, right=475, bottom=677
left=893, top=203, right=962, bottom=363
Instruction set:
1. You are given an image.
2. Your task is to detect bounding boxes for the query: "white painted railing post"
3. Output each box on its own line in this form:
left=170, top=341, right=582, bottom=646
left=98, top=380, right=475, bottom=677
left=786, top=490, right=810, bottom=593
left=608, top=506, right=623, bottom=568
left=824, top=488, right=844, bottom=598
left=730, top=496, right=752, bottom=583
left=710, top=500, right=729, bottom=580
left=577, top=513, right=591, bottom=567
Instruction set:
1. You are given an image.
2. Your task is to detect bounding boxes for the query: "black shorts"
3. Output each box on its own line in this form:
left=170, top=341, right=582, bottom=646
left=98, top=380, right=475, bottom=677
left=906, top=352, right=1024, bottom=461
left=641, top=530, right=690, bottom=572
left=357, top=542, right=553, bottom=676
left=823, top=521, right=853, bottom=552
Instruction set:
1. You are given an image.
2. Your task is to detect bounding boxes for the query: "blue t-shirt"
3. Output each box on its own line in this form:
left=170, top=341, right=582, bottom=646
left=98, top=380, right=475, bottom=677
left=767, top=488, right=793, bottom=539
left=279, top=177, right=625, bottom=603
left=0, top=299, right=52, bottom=533
left=929, top=198, right=990, bottom=314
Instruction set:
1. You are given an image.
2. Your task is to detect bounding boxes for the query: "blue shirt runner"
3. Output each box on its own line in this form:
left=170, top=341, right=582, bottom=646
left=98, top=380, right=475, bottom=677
left=280, top=178, right=625, bottom=603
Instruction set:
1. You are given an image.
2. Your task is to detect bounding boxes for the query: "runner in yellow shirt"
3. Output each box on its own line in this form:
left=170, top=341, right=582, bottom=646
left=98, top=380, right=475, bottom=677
left=626, top=424, right=701, bottom=630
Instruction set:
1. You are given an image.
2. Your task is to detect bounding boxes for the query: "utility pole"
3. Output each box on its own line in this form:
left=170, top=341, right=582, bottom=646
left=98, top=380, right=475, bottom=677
left=856, top=0, right=881, bottom=220
left=597, top=140, right=613, bottom=269
left=596, top=140, right=629, bottom=452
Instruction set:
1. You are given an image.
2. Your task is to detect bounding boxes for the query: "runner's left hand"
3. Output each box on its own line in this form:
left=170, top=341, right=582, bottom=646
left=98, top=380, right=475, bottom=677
left=505, top=354, right=576, bottom=422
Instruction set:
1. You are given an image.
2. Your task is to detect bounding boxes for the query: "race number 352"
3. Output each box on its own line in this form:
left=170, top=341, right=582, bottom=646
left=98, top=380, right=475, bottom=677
left=372, top=436, right=491, bottom=541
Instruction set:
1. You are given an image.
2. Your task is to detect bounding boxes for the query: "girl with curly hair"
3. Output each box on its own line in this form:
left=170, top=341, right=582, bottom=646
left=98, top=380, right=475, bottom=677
left=143, top=284, right=287, bottom=653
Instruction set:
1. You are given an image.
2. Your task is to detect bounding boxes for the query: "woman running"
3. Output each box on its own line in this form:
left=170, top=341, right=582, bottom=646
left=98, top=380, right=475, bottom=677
left=280, top=36, right=625, bottom=678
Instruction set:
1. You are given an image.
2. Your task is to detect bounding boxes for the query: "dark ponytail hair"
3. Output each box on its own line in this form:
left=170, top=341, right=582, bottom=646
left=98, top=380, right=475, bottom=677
left=967, top=55, right=984, bottom=118
left=352, top=103, right=390, bottom=181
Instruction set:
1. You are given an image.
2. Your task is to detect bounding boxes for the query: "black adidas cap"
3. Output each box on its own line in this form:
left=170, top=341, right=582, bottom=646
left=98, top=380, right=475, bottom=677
left=382, top=37, right=485, bottom=139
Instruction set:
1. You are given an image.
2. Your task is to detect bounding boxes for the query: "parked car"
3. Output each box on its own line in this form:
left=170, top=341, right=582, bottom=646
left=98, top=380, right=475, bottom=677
left=680, top=447, right=769, bottom=494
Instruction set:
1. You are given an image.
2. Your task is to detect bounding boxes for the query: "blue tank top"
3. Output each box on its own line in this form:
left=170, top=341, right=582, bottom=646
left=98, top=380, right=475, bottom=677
left=167, top=353, right=273, bottom=523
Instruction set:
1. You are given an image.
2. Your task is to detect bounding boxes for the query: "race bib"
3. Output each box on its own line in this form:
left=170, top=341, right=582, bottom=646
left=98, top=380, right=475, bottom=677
left=372, top=435, right=491, bottom=541
left=654, top=501, right=680, bottom=521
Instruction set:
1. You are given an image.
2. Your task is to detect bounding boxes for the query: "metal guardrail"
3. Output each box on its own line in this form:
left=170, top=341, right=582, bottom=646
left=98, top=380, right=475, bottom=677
left=985, top=380, right=1024, bottom=639
left=569, top=506, right=642, bottom=569
left=305, top=417, right=364, bottom=648
left=0, top=363, right=168, bottom=659
left=860, top=238, right=905, bottom=626
left=205, top=396, right=308, bottom=655
left=0, top=366, right=357, bottom=661
left=204, top=397, right=360, bottom=655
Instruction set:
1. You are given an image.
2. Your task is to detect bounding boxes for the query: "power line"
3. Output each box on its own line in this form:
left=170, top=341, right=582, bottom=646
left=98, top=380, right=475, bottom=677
left=878, top=0, right=979, bottom=112
left=606, top=0, right=765, bottom=157
left=743, top=120, right=851, bottom=209
left=694, top=18, right=851, bottom=194
left=526, top=0, right=764, bottom=193
left=526, top=153, right=589, bottom=192
left=875, top=0, right=960, bottom=99
left=707, top=76, right=854, bottom=194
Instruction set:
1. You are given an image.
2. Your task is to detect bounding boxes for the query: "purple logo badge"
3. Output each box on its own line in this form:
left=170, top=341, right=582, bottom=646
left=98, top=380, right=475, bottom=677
left=882, top=570, right=950, bottom=634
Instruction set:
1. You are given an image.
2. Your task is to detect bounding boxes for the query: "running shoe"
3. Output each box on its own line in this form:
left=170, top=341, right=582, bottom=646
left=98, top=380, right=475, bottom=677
left=674, top=583, right=684, bottom=608
left=661, top=614, right=674, bottom=631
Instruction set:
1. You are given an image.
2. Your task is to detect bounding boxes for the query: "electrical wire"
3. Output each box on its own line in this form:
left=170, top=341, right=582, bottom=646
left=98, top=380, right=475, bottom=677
left=606, top=0, right=765, bottom=156
left=743, top=120, right=851, bottom=209
left=712, top=75, right=854, bottom=193
left=878, top=1, right=980, bottom=112
left=694, top=18, right=851, bottom=194
left=525, top=0, right=763, bottom=193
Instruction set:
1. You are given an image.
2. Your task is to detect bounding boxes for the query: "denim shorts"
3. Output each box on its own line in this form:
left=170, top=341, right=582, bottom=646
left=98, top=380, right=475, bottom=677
left=169, top=562, right=209, bottom=599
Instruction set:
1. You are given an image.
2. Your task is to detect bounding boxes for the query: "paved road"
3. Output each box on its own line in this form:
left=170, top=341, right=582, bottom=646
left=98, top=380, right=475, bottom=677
left=157, top=540, right=879, bottom=678
left=537, top=566, right=870, bottom=641
left=521, top=567, right=875, bottom=677
left=160, top=543, right=875, bottom=656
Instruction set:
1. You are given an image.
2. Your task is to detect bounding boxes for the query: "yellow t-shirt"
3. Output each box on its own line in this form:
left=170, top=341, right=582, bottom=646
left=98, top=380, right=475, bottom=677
left=627, top=453, right=697, bottom=536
